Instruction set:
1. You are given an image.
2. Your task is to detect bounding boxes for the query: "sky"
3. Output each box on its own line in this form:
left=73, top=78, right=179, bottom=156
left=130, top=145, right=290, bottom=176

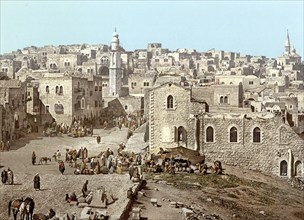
left=0, top=0, right=303, bottom=58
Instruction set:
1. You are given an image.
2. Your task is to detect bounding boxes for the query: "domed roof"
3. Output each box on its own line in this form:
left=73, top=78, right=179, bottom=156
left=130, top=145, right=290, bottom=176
left=112, top=36, right=119, bottom=43
left=112, top=31, right=118, bottom=37
left=291, top=47, right=296, bottom=53
left=112, top=28, right=119, bottom=43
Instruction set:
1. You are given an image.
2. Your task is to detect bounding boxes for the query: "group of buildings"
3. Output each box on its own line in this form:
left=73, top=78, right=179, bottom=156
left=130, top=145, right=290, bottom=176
left=0, top=30, right=303, bottom=178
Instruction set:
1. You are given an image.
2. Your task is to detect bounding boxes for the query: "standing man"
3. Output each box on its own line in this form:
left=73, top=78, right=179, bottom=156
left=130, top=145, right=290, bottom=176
left=56, top=150, right=61, bottom=161
left=1, top=169, right=7, bottom=184
left=59, top=161, right=65, bottom=175
left=7, top=168, right=13, bottom=185
left=32, top=152, right=37, bottom=165
left=90, top=124, right=93, bottom=136
left=83, top=147, right=88, bottom=159
left=96, top=135, right=101, bottom=144
left=0, top=140, right=4, bottom=151
left=6, top=140, right=10, bottom=151
left=82, top=180, right=89, bottom=197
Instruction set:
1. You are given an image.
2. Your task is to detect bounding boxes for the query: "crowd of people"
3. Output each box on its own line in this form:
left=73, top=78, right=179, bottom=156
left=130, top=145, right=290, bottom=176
left=43, top=120, right=93, bottom=138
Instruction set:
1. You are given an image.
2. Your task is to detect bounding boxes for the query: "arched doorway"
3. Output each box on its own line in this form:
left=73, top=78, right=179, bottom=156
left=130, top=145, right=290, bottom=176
left=99, top=66, right=109, bottom=76
left=177, top=126, right=187, bottom=147
left=14, top=113, right=19, bottom=129
left=280, top=160, right=288, bottom=176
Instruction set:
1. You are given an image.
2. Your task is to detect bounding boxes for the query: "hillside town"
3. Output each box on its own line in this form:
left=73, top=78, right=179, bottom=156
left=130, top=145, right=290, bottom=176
left=0, top=29, right=304, bottom=220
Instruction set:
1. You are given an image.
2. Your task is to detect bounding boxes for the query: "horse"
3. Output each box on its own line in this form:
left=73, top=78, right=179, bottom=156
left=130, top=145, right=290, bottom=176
left=39, top=157, right=51, bottom=165
left=8, top=198, right=26, bottom=220
left=24, top=197, right=35, bottom=220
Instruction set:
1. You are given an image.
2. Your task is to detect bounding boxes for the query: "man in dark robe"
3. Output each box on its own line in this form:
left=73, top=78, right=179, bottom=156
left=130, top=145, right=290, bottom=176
left=59, top=161, right=65, bottom=174
left=82, top=180, right=89, bottom=197
left=1, top=169, right=7, bottom=184
left=32, top=151, right=37, bottom=165
left=34, top=173, right=40, bottom=190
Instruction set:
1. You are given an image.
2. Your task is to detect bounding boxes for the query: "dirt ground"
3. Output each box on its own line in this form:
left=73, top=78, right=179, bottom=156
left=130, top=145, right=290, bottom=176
left=0, top=127, right=133, bottom=219
left=133, top=167, right=304, bottom=220
left=1, top=126, right=304, bottom=220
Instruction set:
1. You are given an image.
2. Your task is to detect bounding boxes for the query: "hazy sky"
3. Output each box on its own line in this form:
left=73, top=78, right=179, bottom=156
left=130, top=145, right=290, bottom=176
left=0, top=1, right=303, bottom=58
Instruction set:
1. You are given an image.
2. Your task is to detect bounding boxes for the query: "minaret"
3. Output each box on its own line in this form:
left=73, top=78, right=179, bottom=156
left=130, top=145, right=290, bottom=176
left=109, top=28, right=122, bottom=97
left=284, top=30, right=291, bottom=55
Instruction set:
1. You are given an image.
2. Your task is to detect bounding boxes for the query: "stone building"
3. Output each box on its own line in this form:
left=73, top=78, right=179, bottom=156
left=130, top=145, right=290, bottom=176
left=200, top=113, right=303, bottom=177
left=214, top=75, right=260, bottom=91
left=147, top=81, right=304, bottom=177
left=0, top=59, right=22, bottom=79
left=191, top=84, right=243, bottom=109
left=133, top=50, right=150, bottom=71
left=38, top=73, right=102, bottom=125
left=277, top=30, right=301, bottom=66
left=147, top=43, right=169, bottom=57
left=0, top=79, right=27, bottom=141
left=147, top=82, right=208, bottom=150
left=109, top=30, right=123, bottom=98
left=46, top=54, right=82, bottom=72
left=128, top=72, right=157, bottom=96
left=118, top=96, right=144, bottom=115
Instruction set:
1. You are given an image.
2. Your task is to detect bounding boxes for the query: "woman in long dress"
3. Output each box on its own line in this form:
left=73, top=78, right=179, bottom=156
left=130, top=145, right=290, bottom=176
left=34, top=173, right=40, bottom=190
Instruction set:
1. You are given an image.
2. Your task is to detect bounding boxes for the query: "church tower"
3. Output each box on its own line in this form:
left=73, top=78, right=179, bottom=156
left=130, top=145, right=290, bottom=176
left=109, top=28, right=122, bottom=97
left=284, top=30, right=291, bottom=55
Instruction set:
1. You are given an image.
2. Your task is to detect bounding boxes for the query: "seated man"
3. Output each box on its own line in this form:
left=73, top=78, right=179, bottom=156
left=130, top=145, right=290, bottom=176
left=70, top=192, right=77, bottom=202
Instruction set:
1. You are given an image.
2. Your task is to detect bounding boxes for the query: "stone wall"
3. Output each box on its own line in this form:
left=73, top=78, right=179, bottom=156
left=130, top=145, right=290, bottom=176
left=148, top=80, right=303, bottom=177
left=46, top=54, right=81, bottom=71
left=128, top=73, right=156, bottom=95
left=39, top=77, right=73, bottom=124
left=191, top=84, right=242, bottom=108
left=118, top=96, right=143, bottom=115
left=38, top=76, right=102, bottom=125
left=149, top=83, right=205, bottom=150
left=200, top=113, right=304, bottom=177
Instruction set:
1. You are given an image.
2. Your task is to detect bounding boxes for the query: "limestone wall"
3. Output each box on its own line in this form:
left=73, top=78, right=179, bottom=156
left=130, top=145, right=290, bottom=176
left=150, top=83, right=205, bottom=150
left=200, top=113, right=304, bottom=176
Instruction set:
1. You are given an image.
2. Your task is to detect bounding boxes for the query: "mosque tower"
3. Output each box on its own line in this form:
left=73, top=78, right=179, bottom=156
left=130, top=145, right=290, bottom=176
left=109, top=28, right=122, bottom=97
left=284, top=30, right=291, bottom=55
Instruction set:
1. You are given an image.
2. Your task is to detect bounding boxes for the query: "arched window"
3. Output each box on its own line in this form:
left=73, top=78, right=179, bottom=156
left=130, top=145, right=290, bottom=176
left=253, top=127, right=261, bottom=143
left=50, top=63, right=57, bottom=69
left=81, top=98, right=85, bottom=109
left=55, top=86, right=59, bottom=94
left=295, top=161, right=302, bottom=176
left=46, top=86, right=49, bottom=93
left=59, top=86, right=63, bottom=95
left=220, top=96, right=223, bottom=103
left=280, top=160, right=287, bottom=176
left=206, top=126, right=214, bottom=142
left=167, top=95, right=173, bottom=109
left=224, top=96, right=228, bottom=103
left=230, top=127, right=237, bottom=142
left=54, top=104, right=64, bottom=114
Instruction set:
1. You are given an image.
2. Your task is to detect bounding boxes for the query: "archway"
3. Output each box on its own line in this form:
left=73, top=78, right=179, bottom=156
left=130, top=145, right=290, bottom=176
left=99, top=66, right=109, bottom=76
left=280, top=160, right=288, bottom=176
left=177, top=126, right=187, bottom=144
left=295, top=161, right=302, bottom=176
